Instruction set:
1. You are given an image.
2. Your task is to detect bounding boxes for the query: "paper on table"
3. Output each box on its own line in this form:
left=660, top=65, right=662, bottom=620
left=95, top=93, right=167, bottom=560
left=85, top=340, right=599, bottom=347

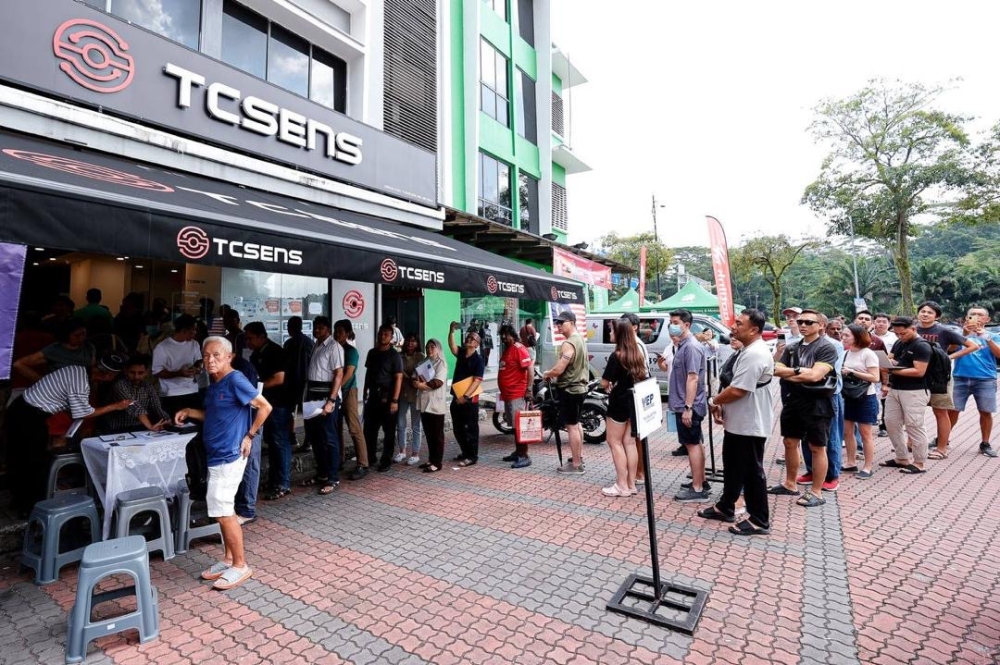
left=302, top=399, right=327, bottom=419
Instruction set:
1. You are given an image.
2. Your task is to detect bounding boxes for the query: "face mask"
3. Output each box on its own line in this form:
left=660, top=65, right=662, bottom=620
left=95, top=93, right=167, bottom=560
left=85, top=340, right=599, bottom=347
left=146, top=325, right=160, bottom=336
left=667, top=324, right=683, bottom=337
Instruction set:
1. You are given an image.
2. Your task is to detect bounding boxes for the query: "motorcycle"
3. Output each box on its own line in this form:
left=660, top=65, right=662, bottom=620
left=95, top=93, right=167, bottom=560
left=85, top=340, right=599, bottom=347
left=488, top=370, right=608, bottom=444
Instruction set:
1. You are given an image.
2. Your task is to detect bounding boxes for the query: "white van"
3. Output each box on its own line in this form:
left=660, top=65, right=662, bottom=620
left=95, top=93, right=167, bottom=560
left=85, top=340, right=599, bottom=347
left=585, top=312, right=734, bottom=395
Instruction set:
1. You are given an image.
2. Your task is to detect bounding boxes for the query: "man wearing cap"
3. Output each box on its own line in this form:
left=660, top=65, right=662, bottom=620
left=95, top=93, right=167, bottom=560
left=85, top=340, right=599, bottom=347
left=4, top=352, right=132, bottom=516
left=543, top=310, right=590, bottom=473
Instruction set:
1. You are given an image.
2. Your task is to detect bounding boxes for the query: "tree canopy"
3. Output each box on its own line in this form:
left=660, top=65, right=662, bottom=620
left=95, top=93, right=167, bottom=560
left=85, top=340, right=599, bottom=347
left=596, top=232, right=674, bottom=300
left=731, top=234, right=820, bottom=325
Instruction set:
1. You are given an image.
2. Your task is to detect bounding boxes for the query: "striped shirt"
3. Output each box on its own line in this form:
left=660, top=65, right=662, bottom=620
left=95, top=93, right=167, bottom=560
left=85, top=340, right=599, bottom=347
left=23, top=365, right=94, bottom=419
left=307, top=336, right=344, bottom=383
left=101, top=376, right=170, bottom=433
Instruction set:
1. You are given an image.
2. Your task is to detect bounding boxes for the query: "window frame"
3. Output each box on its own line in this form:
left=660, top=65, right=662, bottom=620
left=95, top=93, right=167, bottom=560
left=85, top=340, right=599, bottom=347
left=515, top=68, right=537, bottom=144
left=478, top=152, right=513, bottom=226
left=479, top=39, right=510, bottom=127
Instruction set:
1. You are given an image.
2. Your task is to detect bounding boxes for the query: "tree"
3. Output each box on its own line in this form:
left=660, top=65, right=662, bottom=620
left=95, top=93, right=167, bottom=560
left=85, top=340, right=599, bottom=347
left=802, top=79, right=973, bottom=314
left=595, top=232, right=674, bottom=300
left=731, top=234, right=820, bottom=325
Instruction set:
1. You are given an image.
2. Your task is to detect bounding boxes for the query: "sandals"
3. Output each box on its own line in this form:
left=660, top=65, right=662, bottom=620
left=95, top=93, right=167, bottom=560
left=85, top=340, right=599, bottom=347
left=729, top=519, right=770, bottom=536
left=696, top=507, right=735, bottom=523
left=201, top=561, right=231, bottom=581
left=458, top=459, right=477, bottom=467
left=767, top=484, right=801, bottom=496
left=213, top=566, right=253, bottom=591
left=422, top=465, right=440, bottom=473
left=299, top=477, right=328, bottom=487
left=601, top=484, right=630, bottom=497
left=927, top=449, right=948, bottom=460
left=796, top=492, right=826, bottom=508
left=263, top=488, right=291, bottom=501
left=318, top=482, right=340, bottom=495
left=879, top=459, right=906, bottom=468
left=899, top=464, right=926, bottom=474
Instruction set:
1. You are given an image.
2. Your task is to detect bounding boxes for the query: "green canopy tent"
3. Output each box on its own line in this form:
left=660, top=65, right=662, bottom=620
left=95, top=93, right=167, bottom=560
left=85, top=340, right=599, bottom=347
left=594, top=288, right=655, bottom=313
left=650, top=280, right=743, bottom=317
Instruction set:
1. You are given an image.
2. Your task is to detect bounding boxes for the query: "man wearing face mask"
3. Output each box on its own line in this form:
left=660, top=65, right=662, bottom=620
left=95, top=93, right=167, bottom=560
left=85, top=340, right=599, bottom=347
left=663, top=309, right=710, bottom=502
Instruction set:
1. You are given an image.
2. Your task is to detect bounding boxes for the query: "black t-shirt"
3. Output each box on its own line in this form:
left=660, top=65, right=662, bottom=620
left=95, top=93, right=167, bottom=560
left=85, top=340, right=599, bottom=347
left=602, top=352, right=638, bottom=413
left=250, top=340, right=291, bottom=407
left=778, top=337, right=839, bottom=415
left=453, top=349, right=486, bottom=383
left=889, top=337, right=932, bottom=390
left=365, top=347, right=403, bottom=395
left=916, top=323, right=965, bottom=351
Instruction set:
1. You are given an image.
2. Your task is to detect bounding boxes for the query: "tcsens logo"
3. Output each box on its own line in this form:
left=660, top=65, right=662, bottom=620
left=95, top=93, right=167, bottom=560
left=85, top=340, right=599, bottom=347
left=2, top=150, right=172, bottom=192
left=177, top=225, right=303, bottom=265
left=342, top=290, right=365, bottom=319
left=551, top=286, right=578, bottom=301
left=487, top=275, right=524, bottom=295
left=53, top=19, right=135, bottom=94
left=380, top=257, right=443, bottom=284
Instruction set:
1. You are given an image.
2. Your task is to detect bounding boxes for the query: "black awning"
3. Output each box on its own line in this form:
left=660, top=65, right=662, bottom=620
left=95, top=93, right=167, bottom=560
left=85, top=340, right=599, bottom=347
left=0, top=131, right=584, bottom=304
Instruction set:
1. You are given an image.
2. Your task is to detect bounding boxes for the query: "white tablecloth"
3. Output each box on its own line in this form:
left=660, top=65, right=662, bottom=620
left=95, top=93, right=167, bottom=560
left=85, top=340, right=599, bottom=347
left=81, top=431, right=196, bottom=539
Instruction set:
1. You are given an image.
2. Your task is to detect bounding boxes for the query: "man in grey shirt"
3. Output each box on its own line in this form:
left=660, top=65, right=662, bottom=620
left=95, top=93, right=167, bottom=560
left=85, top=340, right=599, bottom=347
left=698, top=310, right=774, bottom=535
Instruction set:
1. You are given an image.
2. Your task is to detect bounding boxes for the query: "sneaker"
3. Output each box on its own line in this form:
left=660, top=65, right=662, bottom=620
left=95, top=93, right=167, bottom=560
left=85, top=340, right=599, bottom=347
left=981, top=442, right=999, bottom=458
left=502, top=452, right=518, bottom=462
left=877, top=427, right=888, bottom=438
left=681, top=480, right=712, bottom=491
left=821, top=479, right=839, bottom=492
left=511, top=456, right=532, bottom=469
left=236, top=515, right=256, bottom=526
left=406, top=456, right=421, bottom=466
left=349, top=466, right=368, bottom=480
left=556, top=461, right=585, bottom=473
left=796, top=473, right=813, bottom=485
left=393, top=452, right=407, bottom=463
left=671, top=446, right=689, bottom=457
left=674, top=486, right=712, bottom=503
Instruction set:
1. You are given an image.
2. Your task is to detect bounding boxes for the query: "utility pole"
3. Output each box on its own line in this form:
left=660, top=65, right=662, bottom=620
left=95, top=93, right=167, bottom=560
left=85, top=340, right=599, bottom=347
left=651, top=194, right=665, bottom=299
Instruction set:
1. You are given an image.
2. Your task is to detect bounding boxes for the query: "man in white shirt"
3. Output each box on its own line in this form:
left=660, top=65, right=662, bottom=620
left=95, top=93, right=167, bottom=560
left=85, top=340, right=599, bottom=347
left=872, top=313, right=898, bottom=349
left=303, top=316, right=344, bottom=495
left=152, top=314, right=203, bottom=415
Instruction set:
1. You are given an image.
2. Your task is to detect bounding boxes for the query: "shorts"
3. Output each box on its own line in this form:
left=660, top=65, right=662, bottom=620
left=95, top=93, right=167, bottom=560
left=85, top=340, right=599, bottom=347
left=558, top=392, right=587, bottom=425
left=952, top=376, right=997, bottom=413
left=503, top=397, right=527, bottom=423
left=928, top=380, right=954, bottom=410
left=780, top=408, right=831, bottom=448
left=843, top=393, right=879, bottom=425
left=206, top=457, right=248, bottom=518
left=675, top=411, right=704, bottom=445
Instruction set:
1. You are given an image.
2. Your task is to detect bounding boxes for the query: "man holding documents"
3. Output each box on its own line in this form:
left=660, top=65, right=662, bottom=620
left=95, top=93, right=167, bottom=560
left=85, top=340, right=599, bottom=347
left=449, top=322, right=485, bottom=467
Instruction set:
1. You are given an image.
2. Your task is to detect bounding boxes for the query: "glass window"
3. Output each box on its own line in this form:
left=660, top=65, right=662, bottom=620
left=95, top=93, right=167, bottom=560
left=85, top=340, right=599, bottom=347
left=478, top=152, right=512, bottom=226
left=268, top=24, right=309, bottom=97
left=515, top=69, right=536, bottom=143
left=482, top=0, right=507, bottom=21
left=221, top=1, right=267, bottom=79
left=221, top=270, right=328, bottom=346
left=479, top=40, right=509, bottom=127
left=111, top=0, right=201, bottom=49
left=310, top=48, right=346, bottom=112
left=517, top=0, right=534, bottom=44
left=638, top=318, right=665, bottom=344
left=518, top=172, right=538, bottom=233
left=479, top=40, right=495, bottom=89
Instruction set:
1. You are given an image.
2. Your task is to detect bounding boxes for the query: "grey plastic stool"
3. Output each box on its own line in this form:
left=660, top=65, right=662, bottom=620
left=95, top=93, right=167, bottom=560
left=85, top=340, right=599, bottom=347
left=175, top=479, right=221, bottom=554
left=113, top=487, right=175, bottom=561
left=22, top=494, right=100, bottom=585
left=46, top=452, right=91, bottom=499
left=65, top=535, right=159, bottom=664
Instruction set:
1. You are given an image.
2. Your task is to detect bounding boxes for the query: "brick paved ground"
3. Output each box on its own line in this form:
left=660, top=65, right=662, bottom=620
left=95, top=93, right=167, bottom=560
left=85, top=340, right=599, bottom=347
left=2, top=393, right=1000, bottom=665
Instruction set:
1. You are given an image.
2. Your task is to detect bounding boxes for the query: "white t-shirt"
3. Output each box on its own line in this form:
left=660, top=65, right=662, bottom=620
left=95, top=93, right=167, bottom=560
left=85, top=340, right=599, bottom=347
left=874, top=330, right=898, bottom=349
left=843, top=348, right=879, bottom=396
left=721, top=338, right=774, bottom=438
left=152, top=337, right=202, bottom=396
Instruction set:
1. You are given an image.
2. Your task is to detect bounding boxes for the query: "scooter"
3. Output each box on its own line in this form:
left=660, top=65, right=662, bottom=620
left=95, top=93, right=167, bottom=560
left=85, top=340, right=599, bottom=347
left=486, top=370, right=608, bottom=444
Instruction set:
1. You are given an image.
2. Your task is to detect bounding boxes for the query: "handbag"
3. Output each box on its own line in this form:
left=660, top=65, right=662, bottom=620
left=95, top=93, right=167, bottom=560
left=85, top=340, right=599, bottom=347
left=515, top=409, right=543, bottom=444
left=842, top=373, right=871, bottom=400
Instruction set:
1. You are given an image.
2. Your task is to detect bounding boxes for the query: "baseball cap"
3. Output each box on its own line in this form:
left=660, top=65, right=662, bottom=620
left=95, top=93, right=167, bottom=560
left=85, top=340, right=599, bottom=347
left=554, top=310, right=577, bottom=324
left=98, top=351, right=126, bottom=373
left=782, top=306, right=803, bottom=316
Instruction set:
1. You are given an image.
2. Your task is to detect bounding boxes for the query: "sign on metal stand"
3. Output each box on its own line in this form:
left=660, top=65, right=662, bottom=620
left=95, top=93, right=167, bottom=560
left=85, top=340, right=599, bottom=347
left=606, top=378, right=709, bottom=633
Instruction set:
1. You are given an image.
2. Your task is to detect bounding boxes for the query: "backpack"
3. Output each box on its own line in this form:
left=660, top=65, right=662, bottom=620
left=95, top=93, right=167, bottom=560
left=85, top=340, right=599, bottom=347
left=522, top=326, right=537, bottom=348
left=184, top=431, right=209, bottom=502
left=924, top=340, right=951, bottom=394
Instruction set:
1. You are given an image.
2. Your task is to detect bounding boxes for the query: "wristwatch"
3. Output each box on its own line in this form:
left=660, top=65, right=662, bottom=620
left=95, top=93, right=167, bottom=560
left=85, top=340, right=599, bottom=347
left=794, top=367, right=802, bottom=376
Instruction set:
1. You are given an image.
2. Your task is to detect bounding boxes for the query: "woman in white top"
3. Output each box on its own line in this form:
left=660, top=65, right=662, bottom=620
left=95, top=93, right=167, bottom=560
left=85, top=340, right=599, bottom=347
left=841, top=324, right=881, bottom=478
left=414, top=338, right=449, bottom=473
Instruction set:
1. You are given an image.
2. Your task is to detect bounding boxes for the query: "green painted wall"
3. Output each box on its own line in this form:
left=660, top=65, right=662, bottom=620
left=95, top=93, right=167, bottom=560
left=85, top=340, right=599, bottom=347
left=423, top=289, right=460, bottom=375
left=480, top=115, right=515, bottom=164
left=480, top=10, right=510, bottom=54
left=552, top=73, right=563, bottom=96
left=512, top=38, right=537, bottom=79
left=450, top=0, right=466, bottom=210
left=552, top=163, right=566, bottom=186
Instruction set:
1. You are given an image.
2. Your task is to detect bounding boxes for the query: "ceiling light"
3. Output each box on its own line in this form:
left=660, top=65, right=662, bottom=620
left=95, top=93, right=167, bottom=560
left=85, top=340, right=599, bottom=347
left=49, top=257, right=57, bottom=261
left=170, top=269, right=178, bottom=273
left=32, top=262, right=38, bottom=266
left=116, top=257, right=124, bottom=261
left=135, top=265, right=144, bottom=269
left=34, top=247, right=44, bottom=252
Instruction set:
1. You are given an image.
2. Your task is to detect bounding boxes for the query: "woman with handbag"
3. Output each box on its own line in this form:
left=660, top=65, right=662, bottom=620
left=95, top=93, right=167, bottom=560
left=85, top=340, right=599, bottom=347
left=841, top=324, right=880, bottom=478
left=599, top=320, right=647, bottom=497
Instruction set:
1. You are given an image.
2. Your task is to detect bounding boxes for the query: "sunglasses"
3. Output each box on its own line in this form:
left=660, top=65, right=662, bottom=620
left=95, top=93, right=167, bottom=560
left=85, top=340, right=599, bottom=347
left=796, top=319, right=819, bottom=326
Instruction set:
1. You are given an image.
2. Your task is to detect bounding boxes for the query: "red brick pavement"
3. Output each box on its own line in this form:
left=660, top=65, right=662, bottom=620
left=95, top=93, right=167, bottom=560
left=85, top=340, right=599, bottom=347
left=2, top=394, right=1000, bottom=664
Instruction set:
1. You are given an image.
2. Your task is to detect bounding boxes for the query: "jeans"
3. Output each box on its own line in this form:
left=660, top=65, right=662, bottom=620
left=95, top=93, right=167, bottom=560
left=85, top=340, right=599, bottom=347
left=305, top=403, right=341, bottom=481
left=716, top=432, right=769, bottom=528
left=235, top=430, right=262, bottom=519
left=396, top=397, right=422, bottom=455
left=364, top=398, right=396, bottom=467
left=264, top=406, right=292, bottom=491
left=450, top=398, right=480, bottom=461
left=801, top=394, right=843, bottom=481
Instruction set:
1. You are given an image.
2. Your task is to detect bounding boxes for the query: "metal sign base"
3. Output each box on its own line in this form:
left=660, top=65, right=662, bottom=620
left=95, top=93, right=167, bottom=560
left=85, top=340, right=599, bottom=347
left=606, top=573, right=708, bottom=634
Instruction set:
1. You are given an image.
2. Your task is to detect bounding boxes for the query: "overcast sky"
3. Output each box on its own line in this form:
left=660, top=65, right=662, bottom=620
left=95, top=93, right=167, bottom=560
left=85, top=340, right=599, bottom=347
left=550, top=0, right=1000, bottom=252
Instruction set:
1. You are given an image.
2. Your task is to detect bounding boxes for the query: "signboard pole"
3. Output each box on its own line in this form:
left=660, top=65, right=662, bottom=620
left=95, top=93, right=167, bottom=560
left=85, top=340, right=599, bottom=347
left=606, top=380, right=708, bottom=632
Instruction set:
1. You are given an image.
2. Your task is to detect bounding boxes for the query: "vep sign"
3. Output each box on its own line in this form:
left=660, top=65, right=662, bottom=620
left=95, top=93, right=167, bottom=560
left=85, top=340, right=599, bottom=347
left=177, top=225, right=303, bottom=266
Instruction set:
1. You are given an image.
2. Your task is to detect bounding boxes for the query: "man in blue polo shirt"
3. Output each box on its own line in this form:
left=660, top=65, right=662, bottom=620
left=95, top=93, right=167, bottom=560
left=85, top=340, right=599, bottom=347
left=949, top=306, right=1000, bottom=457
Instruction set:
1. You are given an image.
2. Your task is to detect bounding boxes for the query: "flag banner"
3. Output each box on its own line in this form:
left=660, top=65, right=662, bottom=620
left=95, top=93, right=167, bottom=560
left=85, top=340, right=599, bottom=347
left=548, top=302, right=588, bottom=344
left=0, top=242, right=26, bottom=381
left=638, top=246, right=648, bottom=305
left=552, top=247, right=612, bottom=289
left=706, top=216, right=735, bottom=328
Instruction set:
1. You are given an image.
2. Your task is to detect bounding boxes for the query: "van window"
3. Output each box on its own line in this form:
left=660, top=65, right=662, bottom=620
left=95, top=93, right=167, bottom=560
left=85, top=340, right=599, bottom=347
left=638, top=318, right=665, bottom=344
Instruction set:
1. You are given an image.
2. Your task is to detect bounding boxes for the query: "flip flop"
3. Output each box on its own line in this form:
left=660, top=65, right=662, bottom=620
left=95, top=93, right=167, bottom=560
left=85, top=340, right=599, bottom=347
left=899, top=464, right=926, bottom=474
left=927, top=449, right=948, bottom=460
left=696, top=507, right=735, bottom=523
left=729, top=519, right=770, bottom=536
left=796, top=492, right=826, bottom=508
left=458, top=459, right=477, bottom=467
left=213, top=566, right=253, bottom=591
left=318, top=483, right=339, bottom=495
left=422, top=465, right=440, bottom=473
left=299, top=477, right=328, bottom=487
left=879, top=459, right=906, bottom=468
left=200, top=561, right=231, bottom=581
left=767, top=484, right=801, bottom=496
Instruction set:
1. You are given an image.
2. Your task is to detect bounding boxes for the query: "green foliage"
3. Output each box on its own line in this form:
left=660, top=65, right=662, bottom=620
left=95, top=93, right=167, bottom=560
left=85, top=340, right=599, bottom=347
left=731, top=234, right=821, bottom=325
left=596, top=232, right=674, bottom=300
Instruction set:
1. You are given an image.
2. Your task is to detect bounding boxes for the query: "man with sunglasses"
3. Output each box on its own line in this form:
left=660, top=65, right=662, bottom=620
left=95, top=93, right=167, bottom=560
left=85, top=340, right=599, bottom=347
left=769, top=309, right=839, bottom=508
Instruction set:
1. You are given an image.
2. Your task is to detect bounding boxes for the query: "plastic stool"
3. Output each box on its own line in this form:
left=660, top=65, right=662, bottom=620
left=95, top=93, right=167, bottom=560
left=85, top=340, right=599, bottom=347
left=22, top=494, right=100, bottom=585
left=113, top=487, right=175, bottom=561
left=174, top=479, right=221, bottom=554
left=46, top=452, right=91, bottom=499
left=65, top=536, right=159, bottom=663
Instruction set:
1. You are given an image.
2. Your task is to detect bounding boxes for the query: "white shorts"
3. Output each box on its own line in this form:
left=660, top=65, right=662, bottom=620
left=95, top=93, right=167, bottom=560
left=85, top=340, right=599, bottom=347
left=206, top=457, right=247, bottom=518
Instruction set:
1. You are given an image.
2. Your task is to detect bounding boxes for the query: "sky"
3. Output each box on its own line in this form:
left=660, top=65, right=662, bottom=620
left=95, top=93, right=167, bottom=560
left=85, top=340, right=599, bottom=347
left=550, top=0, right=1000, bottom=253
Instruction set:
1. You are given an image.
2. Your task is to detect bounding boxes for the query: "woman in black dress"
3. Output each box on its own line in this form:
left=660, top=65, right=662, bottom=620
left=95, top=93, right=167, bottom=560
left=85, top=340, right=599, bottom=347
left=600, top=319, right=648, bottom=497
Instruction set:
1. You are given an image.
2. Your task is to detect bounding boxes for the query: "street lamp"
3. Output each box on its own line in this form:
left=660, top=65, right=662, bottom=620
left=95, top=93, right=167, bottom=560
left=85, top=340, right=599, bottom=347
left=651, top=194, right=666, bottom=298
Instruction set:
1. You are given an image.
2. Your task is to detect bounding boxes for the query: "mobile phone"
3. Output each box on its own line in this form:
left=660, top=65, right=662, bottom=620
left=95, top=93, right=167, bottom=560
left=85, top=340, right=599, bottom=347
left=777, top=333, right=786, bottom=342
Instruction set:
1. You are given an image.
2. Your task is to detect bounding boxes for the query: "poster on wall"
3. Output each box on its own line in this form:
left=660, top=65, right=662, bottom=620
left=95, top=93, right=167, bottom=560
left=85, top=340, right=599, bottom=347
left=330, top=280, right=376, bottom=395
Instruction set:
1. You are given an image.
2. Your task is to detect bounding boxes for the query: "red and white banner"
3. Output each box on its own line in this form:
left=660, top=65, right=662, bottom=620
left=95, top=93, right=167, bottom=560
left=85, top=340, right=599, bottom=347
left=706, top=216, right=735, bottom=327
left=548, top=302, right=588, bottom=344
left=638, top=246, right=647, bottom=304
left=552, top=247, right=612, bottom=289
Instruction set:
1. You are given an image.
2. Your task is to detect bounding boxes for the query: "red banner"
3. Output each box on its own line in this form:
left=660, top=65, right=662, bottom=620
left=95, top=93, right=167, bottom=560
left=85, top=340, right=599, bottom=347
left=638, top=246, right=647, bottom=305
left=552, top=247, right=612, bottom=289
left=706, top=216, right=735, bottom=327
